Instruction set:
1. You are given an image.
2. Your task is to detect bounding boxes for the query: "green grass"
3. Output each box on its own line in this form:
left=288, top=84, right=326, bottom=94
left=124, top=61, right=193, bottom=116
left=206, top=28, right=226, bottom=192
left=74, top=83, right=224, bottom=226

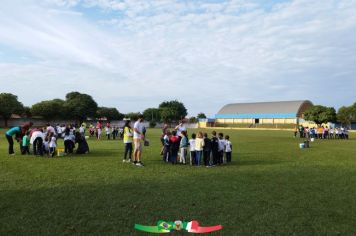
left=1, top=128, right=356, bottom=235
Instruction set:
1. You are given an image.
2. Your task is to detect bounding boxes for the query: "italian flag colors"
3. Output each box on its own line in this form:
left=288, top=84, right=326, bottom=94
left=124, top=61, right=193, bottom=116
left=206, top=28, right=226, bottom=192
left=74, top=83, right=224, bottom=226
left=134, top=220, right=222, bottom=234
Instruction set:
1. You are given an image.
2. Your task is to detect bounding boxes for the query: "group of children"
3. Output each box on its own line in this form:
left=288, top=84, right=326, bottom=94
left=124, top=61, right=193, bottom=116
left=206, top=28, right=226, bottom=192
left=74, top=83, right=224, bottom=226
left=161, top=130, right=233, bottom=167
left=295, top=126, right=350, bottom=140
left=7, top=123, right=90, bottom=157
left=90, top=121, right=123, bottom=140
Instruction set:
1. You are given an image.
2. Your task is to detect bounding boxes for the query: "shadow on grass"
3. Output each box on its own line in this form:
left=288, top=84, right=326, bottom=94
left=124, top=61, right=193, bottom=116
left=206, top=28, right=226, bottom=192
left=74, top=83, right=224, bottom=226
left=1, top=170, right=356, bottom=236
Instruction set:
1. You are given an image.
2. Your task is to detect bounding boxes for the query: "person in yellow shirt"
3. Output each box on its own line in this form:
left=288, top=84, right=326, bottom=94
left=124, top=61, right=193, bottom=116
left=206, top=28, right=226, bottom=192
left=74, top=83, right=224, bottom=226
left=123, top=120, right=133, bottom=163
left=317, top=126, right=324, bottom=139
left=195, top=132, right=205, bottom=166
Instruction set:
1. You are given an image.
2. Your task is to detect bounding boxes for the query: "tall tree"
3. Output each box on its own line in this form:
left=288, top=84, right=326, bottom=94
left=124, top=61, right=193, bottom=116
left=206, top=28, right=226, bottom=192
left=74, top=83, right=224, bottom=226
left=97, top=107, right=124, bottom=121
left=0, top=93, right=24, bottom=127
left=31, top=99, right=66, bottom=121
left=64, top=92, right=98, bottom=123
left=197, top=113, right=207, bottom=119
left=304, top=105, right=336, bottom=125
left=158, top=100, right=187, bottom=122
left=143, top=108, right=161, bottom=121
left=337, top=103, right=356, bottom=125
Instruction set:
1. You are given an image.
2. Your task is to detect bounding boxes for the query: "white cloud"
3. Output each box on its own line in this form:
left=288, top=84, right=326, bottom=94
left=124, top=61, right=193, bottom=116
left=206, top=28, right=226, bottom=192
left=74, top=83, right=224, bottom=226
left=0, top=0, right=356, bottom=116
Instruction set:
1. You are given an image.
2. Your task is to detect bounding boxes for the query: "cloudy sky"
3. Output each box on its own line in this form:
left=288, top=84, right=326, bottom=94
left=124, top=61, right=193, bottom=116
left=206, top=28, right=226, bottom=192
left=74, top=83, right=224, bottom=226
left=0, top=0, right=355, bottom=117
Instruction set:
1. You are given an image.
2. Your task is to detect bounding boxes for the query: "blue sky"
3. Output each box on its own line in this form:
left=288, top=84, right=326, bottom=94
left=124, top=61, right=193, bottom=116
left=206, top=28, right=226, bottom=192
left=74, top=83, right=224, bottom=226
left=0, top=0, right=356, bottom=117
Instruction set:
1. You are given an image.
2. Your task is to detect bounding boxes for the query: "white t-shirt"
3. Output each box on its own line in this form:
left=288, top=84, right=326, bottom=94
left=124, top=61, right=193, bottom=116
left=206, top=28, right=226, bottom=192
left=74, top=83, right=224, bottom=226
left=133, top=121, right=144, bottom=139
left=225, top=140, right=232, bottom=152
left=56, top=126, right=62, bottom=134
left=105, top=127, right=110, bottom=134
left=189, top=139, right=196, bottom=151
left=30, top=131, right=44, bottom=144
left=43, top=141, right=49, bottom=151
left=218, top=139, right=225, bottom=151
left=49, top=137, right=56, bottom=148
left=79, top=127, right=85, bottom=134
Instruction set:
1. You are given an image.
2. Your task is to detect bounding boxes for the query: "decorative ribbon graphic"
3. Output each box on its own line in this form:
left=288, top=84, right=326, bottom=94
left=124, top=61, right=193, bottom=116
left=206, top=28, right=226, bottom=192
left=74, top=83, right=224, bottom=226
left=134, top=220, right=222, bottom=234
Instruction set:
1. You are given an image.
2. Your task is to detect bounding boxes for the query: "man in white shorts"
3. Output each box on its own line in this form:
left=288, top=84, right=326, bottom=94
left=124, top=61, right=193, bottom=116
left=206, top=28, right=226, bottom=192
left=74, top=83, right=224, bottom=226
left=133, top=115, right=145, bottom=166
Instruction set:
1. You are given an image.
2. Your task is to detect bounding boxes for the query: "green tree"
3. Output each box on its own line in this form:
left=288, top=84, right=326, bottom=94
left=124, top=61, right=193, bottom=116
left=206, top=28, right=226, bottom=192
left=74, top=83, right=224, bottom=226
left=189, top=116, right=197, bottom=123
left=158, top=100, right=187, bottom=122
left=64, top=92, right=98, bottom=123
left=22, top=106, right=32, bottom=118
left=197, top=113, right=207, bottom=119
left=304, top=105, right=336, bottom=125
left=0, top=93, right=24, bottom=127
left=337, top=103, right=356, bottom=125
left=97, top=107, right=124, bottom=121
left=124, top=112, right=141, bottom=121
left=31, top=99, right=66, bottom=121
left=143, top=108, right=161, bottom=121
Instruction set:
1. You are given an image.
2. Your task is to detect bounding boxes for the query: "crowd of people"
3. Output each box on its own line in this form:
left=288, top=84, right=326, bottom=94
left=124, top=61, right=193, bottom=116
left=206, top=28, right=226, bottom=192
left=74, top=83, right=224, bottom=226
left=295, top=126, right=350, bottom=140
left=89, top=121, right=123, bottom=140
left=5, top=122, right=89, bottom=157
left=159, top=122, right=233, bottom=167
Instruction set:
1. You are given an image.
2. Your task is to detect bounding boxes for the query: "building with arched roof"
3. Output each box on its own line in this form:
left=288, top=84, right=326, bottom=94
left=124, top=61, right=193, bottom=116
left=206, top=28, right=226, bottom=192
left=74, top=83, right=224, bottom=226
left=215, top=100, right=313, bottom=125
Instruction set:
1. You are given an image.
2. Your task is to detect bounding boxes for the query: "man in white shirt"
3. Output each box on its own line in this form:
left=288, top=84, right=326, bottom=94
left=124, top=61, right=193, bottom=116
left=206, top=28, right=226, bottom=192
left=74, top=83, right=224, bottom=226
left=175, top=120, right=187, bottom=137
left=133, top=115, right=145, bottom=166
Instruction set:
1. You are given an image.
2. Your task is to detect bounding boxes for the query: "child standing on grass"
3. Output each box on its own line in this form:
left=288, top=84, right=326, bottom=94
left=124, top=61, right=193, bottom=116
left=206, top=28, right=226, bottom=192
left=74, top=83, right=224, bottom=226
left=218, top=133, right=225, bottom=164
left=49, top=133, right=57, bottom=157
left=21, top=131, right=30, bottom=155
left=195, top=132, right=204, bottom=167
left=189, top=133, right=196, bottom=165
left=43, top=136, right=50, bottom=156
left=169, top=131, right=180, bottom=165
left=225, top=135, right=232, bottom=163
left=203, top=133, right=212, bottom=167
left=105, top=125, right=111, bottom=140
left=163, top=131, right=171, bottom=162
left=179, top=131, right=189, bottom=164
left=211, top=131, right=219, bottom=166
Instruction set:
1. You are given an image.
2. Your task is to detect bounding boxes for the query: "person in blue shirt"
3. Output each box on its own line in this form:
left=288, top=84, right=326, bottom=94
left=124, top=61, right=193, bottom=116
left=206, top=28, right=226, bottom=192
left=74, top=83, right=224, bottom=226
left=5, top=126, right=22, bottom=155
left=5, top=122, right=33, bottom=155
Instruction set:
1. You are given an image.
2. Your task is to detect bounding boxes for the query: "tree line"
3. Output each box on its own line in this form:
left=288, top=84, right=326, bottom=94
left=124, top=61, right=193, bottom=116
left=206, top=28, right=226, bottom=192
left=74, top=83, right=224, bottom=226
left=0, top=92, right=194, bottom=127
left=2, top=91, right=353, bottom=128
left=304, top=104, right=356, bottom=126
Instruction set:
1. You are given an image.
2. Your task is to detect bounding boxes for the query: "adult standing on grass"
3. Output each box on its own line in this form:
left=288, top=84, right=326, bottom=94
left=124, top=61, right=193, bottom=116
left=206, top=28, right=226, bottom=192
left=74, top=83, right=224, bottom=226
left=5, top=122, right=33, bottom=155
left=133, top=115, right=145, bottom=166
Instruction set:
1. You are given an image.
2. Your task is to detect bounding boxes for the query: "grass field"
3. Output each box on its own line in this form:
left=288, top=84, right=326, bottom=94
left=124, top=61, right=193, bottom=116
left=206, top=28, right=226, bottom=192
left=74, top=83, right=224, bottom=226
left=1, top=128, right=356, bottom=235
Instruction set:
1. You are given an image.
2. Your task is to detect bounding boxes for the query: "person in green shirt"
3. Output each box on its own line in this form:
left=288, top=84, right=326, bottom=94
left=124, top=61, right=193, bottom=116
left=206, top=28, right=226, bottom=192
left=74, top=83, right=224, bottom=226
left=21, top=132, right=30, bottom=155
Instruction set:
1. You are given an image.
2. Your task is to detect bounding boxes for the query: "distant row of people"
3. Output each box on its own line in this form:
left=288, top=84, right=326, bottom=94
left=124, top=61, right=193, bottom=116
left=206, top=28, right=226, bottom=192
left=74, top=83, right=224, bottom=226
left=295, top=126, right=350, bottom=140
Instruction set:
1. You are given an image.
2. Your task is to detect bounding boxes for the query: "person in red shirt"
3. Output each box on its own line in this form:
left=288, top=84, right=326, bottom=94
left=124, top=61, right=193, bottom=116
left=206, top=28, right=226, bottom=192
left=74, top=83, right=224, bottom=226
left=169, top=130, right=180, bottom=165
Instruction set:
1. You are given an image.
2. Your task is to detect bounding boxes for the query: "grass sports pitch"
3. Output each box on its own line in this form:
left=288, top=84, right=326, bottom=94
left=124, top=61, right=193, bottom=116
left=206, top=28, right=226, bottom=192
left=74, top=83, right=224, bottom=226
left=0, top=128, right=355, bottom=235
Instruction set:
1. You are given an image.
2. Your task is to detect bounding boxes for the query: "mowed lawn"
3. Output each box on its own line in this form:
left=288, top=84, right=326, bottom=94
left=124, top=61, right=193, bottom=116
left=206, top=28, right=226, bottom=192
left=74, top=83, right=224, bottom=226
left=0, top=128, right=356, bottom=236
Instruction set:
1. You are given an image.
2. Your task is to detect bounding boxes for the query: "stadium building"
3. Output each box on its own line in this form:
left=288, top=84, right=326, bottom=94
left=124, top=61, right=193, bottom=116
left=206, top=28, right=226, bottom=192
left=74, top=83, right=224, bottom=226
left=215, top=100, right=313, bottom=126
